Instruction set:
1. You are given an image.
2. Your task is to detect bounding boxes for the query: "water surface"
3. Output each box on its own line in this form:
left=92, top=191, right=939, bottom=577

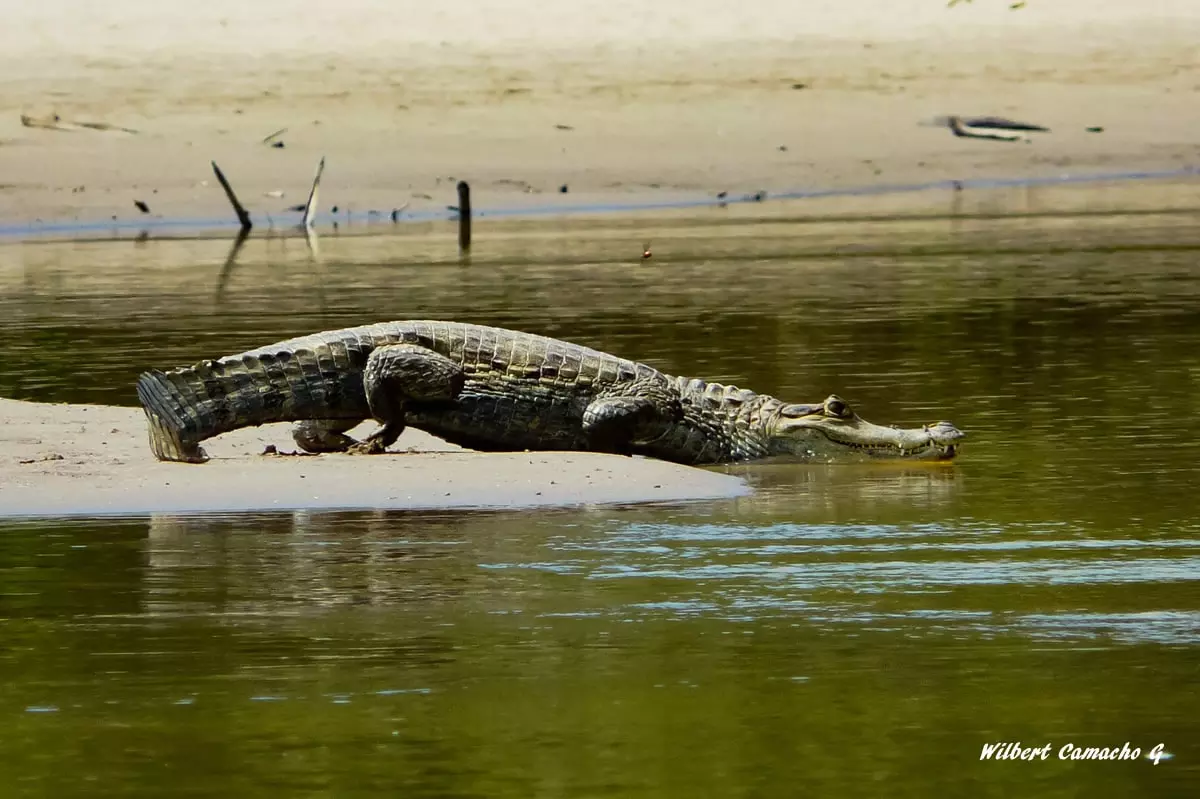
left=1, top=195, right=1197, bottom=795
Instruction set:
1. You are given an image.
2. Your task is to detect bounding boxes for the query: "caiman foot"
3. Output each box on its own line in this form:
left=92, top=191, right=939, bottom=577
left=346, top=439, right=389, bottom=455
left=293, top=419, right=361, bottom=454
left=345, top=420, right=405, bottom=455
left=293, top=418, right=404, bottom=456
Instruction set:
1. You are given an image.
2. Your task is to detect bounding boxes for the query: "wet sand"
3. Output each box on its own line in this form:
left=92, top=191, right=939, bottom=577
left=1, top=1, right=1198, bottom=226
left=0, top=398, right=748, bottom=517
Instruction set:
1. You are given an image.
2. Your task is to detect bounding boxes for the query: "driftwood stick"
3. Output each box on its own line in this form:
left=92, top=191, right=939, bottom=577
left=211, top=161, right=253, bottom=231
left=456, top=180, right=472, bottom=253
left=22, top=114, right=138, bottom=134
left=302, top=156, right=326, bottom=230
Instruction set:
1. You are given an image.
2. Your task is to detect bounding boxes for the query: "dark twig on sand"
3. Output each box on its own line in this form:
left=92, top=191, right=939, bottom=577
left=955, top=116, right=1048, bottom=132
left=211, top=161, right=253, bottom=231
left=947, top=116, right=1030, bottom=142
left=21, top=113, right=139, bottom=134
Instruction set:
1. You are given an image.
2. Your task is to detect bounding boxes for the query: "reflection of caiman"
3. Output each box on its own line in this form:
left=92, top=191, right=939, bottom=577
left=136, top=320, right=965, bottom=464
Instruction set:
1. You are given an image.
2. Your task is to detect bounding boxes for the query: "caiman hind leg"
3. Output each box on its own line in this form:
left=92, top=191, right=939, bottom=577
left=348, top=344, right=467, bottom=455
left=293, top=418, right=362, bottom=453
left=582, top=379, right=681, bottom=455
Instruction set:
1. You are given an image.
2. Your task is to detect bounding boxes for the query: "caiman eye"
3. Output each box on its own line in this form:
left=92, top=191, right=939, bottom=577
left=780, top=403, right=822, bottom=418
left=824, top=396, right=850, bottom=418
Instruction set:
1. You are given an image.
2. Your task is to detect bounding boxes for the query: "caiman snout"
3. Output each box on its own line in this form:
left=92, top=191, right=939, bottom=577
left=923, top=420, right=966, bottom=459
left=774, top=396, right=966, bottom=461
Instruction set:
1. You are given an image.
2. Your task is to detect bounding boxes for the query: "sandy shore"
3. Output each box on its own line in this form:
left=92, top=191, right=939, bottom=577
left=0, top=1, right=1198, bottom=226
left=0, top=398, right=747, bottom=517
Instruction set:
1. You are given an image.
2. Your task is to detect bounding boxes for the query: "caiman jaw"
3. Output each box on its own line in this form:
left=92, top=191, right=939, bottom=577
left=771, top=395, right=966, bottom=462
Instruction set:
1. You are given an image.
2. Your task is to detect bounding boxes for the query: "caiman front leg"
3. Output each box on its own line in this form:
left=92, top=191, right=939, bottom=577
left=582, top=379, right=682, bottom=455
left=349, top=344, right=467, bottom=455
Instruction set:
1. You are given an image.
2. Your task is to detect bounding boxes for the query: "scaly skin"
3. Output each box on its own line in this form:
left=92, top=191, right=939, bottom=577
left=137, top=320, right=677, bottom=463
left=136, top=320, right=965, bottom=464
left=640, top=378, right=964, bottom=464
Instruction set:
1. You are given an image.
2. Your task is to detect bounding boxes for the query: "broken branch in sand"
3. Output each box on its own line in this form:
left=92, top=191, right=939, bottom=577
left=20, top=113, right=138, bottom=134
left=302, top=157, right=326, bottom=230
left=210, top=161, right=253, bottom=231
left=76, top=121, right=140, bottom=134
left=456, top=180, right=472, bottom=253
left=945, top=116, right=1039, bottom=142
left=261, top=127, right=288, bottom=145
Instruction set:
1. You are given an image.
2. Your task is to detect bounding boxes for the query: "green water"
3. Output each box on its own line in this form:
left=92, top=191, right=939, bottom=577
left=1, top=200, right=1198, bottom=795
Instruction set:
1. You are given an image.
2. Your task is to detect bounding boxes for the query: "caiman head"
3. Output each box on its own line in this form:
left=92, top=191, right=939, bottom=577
left=767, top=395, right=964, bottom=461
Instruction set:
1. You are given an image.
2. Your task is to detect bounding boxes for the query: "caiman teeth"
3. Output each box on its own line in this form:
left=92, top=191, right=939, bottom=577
left=832, top=439, right=956, bottom=457
left=837, top=440, right=926, bottom=452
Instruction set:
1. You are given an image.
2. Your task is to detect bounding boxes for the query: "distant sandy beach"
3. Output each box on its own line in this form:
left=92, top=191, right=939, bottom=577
left=1, top=0, right=1198, bottom=226
left=0, top=398, right=748, bottom=517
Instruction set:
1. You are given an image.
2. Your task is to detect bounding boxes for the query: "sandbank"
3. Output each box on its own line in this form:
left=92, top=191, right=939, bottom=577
left=0, top=398, right=748, bottom=517
left=1, top=1, right=1198, bottom=227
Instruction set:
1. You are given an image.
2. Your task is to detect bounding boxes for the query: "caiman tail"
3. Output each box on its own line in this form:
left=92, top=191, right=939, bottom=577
left=136, top=346, right=372, bottom=463
left=136, top=369, right=211, bottom=462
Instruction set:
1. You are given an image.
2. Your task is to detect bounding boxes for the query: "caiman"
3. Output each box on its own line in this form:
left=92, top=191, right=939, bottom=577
left=136, top=320, right=965, bottom=465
